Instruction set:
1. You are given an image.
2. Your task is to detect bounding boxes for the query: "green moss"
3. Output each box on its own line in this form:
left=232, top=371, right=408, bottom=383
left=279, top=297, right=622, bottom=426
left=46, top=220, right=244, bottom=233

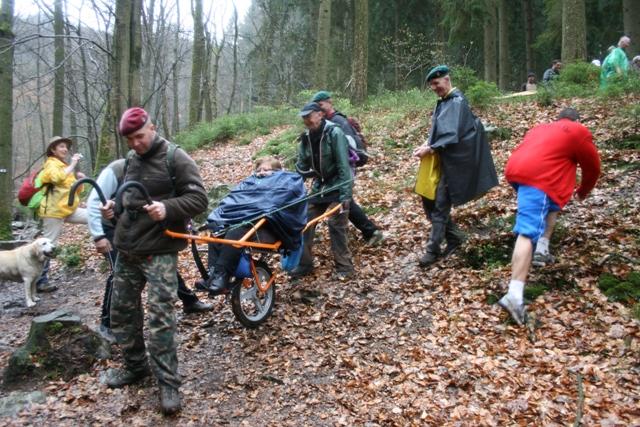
left=604, top=281, right=640, bottom=303
left=524, top=283, right=546, bottom=302
left=49, top=322, right=63, bottom=335
left=626, top=271, right=640, bottom=286
left=486, top=294, right=498, bottom=305
left=598, top=273, right=621, bottom=292
left=464, top=242, right=511, bottom=269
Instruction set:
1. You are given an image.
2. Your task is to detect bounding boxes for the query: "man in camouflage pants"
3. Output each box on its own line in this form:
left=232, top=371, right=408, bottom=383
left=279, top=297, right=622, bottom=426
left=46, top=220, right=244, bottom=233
left=100, top=108, right=208, bottom=415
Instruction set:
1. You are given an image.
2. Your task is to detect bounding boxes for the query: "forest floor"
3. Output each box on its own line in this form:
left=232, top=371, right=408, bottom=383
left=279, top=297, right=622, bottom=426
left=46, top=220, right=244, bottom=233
left=1, top=94, right=639, bottom=426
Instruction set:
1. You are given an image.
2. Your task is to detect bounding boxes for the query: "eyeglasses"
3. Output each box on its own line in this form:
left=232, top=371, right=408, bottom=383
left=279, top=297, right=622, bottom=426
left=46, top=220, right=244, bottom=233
left=256, top=168, right=273, bottom=173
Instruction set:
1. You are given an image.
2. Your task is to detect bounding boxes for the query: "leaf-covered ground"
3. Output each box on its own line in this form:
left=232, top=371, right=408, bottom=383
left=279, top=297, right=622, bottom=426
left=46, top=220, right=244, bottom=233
left=1, top=95, right=639, bottom=426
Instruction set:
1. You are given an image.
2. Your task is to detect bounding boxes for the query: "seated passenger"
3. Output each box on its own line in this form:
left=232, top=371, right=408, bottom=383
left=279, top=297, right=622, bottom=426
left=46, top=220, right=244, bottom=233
left=203, top=156, right=307, bottom=292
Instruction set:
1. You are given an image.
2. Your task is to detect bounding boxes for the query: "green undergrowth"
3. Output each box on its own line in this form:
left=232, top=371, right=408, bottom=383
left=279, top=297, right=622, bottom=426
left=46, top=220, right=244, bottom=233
left=174, top=106, right=295, bottom=152
left=174, top=70, right=638, bottom=159
left=464, top=239, right=512, bottom=269
left=58, top=243, right=85, bottom=269
left=598, top=272, right=640, bottom=304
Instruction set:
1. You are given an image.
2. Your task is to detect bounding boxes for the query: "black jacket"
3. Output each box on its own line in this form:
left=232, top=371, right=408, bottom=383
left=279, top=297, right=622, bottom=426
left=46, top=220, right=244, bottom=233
left=428, top=89, right=498, bottom=206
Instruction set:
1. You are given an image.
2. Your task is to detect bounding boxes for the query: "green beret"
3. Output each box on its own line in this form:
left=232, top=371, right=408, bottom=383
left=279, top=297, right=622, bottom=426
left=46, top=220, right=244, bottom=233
left=311, top=91, right=331, bottom=102
left=426, top=65, right=450, bottom=82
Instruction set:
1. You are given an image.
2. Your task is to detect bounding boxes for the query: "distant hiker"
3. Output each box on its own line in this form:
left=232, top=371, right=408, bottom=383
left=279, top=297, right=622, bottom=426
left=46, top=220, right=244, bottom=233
left=99, top=108, right=208, bottom=415
left=290, top=102, right=356, bottom=280
left=601, top=36, right=631, bottom=87
left=413, top=65, right=498, bottom=267
left=633, top=55, right=640, bottom=71
left=499, top=108, right=601, bottom=326
left=521, top=72, right=537, bottom=92
left=542, top=59, right=562, bottom=84
left=36, top=136, right=88, bottom=292
left=87, top=159, right=212, bottom=343
left=311, top=90, right=386, bottom=246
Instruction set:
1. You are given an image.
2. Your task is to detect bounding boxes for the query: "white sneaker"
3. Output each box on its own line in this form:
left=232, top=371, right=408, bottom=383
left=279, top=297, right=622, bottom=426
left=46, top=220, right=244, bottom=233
left=498, top=294, right=527, bottom=325
left=532, top=252, right=555, bottom=267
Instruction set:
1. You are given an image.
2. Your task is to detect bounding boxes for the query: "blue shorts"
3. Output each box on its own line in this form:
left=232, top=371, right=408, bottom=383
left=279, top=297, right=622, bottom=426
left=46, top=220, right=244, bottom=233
left=513, top=184, right=560, bottom=243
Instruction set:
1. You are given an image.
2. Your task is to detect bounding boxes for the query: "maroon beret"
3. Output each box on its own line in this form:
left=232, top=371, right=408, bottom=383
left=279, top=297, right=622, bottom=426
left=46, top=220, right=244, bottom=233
left=119, top=107, right=149, bottom=136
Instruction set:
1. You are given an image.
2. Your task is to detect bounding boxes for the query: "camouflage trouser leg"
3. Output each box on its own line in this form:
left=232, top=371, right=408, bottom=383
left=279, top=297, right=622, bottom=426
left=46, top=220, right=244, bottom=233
left=111, top=253, right=181, bottom=390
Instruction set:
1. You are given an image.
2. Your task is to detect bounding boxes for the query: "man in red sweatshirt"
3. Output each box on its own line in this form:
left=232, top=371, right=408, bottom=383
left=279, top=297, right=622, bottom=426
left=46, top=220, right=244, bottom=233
left=499, top=108, right=601, bottom=325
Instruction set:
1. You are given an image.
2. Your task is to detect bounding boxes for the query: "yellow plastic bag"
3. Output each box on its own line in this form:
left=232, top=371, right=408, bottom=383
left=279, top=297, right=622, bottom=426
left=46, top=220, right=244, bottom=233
left=414, top=153, right=440, bottom=200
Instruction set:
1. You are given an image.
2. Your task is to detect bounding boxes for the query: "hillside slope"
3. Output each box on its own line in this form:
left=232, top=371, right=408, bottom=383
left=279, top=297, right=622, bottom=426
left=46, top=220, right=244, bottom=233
left=1, top=95, right=639, bottom=426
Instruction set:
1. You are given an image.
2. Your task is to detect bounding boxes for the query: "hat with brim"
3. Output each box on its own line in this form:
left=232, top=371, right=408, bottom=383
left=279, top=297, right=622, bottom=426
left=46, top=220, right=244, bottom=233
left=528, top=72, right=535, bottom=77
left=298, top=102, right=322, bottom=117
left=46, top=136, right=73, bottom=157
left=426, top=65, right=450, bottom=82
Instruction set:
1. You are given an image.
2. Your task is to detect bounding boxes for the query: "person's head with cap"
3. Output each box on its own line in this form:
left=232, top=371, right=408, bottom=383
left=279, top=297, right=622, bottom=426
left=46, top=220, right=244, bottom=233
left=46, top=136, right=73, bottom=160
left=120, top=107, right=155, bottom=154
left=558, top=108, right=580, bottom=122
left=633, top=55, right=640, bottom=68
left=298, top=102, right=323, bottom=131
left=527, top=72, right=536, bottom=83
left=311, top=91, right=335, bottom=117
left=426, top=65, right=452, bottom=98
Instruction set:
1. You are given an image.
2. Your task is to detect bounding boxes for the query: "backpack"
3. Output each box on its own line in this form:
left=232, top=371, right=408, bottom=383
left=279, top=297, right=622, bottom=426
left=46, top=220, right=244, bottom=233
left=18, top=169, right=48, bottom=207
left=333, top=112, right=369, bottom=167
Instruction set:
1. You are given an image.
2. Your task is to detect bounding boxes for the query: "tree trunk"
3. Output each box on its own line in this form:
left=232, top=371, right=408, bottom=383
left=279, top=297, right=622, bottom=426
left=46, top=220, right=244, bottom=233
left=52, top=0, right=65, bottom=137
left=188, top=0, right=205, bottom=128
left=0, top=0, right=14, bottom=240
left=561, top=0, right=586, bottom=63
left=351, top=0, right=368, bottom=103
left=96, top=0, right=143, bottom=169
left=524, top=0, right=535, bottom=75
left=497, top=0, right=509, bottom=91
left=4, top=310, right=110, bottom=383
left=433, top=0, right=446, bottom=43
left=142, top=0, right=155, bottom=103
left=315, top=0, right=331, bottom=89
left=172, top=1, right=181, bottom=134
left=394, top=0, right=399, bottom=90
left=210, top=33, right=225, bottom=120
left=484, top=0, right=497, bottom=84
left=227, top=5, right=239, bottom=115
left=623, top=0, right=640, bottom=59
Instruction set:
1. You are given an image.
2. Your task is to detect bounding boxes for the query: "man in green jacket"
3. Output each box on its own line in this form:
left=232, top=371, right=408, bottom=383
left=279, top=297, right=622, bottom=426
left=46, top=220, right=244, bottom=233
left=290, top=102, right=355, bottom=279
left=99, top=108, right=208, bottom=415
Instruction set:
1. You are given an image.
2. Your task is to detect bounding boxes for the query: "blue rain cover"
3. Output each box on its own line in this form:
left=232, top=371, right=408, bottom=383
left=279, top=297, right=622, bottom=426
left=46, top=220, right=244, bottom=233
left=206, top=170, right=308, bottom=250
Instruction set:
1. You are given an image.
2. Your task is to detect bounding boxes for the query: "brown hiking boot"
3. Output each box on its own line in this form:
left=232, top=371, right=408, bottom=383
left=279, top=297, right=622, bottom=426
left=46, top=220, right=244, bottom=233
left=159, top=384, right=181, bottom=415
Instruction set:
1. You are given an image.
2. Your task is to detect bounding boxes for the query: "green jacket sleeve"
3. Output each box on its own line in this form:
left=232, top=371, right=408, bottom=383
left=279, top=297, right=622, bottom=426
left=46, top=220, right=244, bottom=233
left=329, top=127, right=353, bottom=202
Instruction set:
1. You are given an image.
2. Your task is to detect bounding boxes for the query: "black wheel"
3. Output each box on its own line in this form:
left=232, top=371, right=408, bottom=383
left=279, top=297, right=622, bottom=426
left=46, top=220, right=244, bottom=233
left=231, top=260, right=276, bottom=328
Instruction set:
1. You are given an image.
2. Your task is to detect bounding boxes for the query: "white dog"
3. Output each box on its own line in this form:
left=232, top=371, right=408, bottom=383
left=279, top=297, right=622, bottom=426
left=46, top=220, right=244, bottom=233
left=0, top=238, right=56, bottom=307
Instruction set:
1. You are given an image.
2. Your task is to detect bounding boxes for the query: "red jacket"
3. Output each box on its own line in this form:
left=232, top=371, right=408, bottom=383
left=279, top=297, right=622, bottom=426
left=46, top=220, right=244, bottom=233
left=505, top=119, right=601, bottom=208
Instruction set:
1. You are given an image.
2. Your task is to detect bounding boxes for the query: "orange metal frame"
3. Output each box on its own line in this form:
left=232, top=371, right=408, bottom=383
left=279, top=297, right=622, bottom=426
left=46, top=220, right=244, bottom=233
left=164, top=204, right=342, bottom=292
